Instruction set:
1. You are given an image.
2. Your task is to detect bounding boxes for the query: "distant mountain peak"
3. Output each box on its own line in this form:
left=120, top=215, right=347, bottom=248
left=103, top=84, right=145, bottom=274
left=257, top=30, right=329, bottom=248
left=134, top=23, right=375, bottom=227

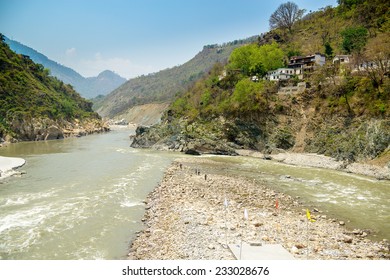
left=97, top=70, right=125, bottom=79
left=4, top=36, right=126, bottom=99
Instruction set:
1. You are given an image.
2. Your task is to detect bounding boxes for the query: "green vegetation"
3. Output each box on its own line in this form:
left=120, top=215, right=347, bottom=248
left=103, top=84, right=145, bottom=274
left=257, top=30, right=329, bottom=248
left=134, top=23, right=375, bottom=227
left=94, top=36, right=258, bottom=118
left=228, top=42, right=285, bottom=76
left=4, top=36, right=126, bottom=99
left=0, top=35, right=100, bottom=138
left=142, top=0, right=389, bottom=162
left=341, top=26, right=368, bottom=54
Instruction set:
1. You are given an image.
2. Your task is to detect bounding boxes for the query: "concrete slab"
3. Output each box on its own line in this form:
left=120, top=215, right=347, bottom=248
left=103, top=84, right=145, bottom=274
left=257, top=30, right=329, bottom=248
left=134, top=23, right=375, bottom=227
left=229, top=242, right=295, bottom=260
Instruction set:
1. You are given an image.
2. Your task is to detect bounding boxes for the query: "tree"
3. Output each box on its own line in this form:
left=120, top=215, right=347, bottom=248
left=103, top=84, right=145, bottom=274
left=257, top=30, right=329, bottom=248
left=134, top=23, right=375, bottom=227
left=341, top=26, right=368, bottom=54
left=269, top=2, right=305, bottom=32
left=228, top=42, right=285, bottom=76
left=361, top=33, right=390, bottom=88
left=324, top=42, right=334, bottom=58
left=337, top=0, right=363, bottom=9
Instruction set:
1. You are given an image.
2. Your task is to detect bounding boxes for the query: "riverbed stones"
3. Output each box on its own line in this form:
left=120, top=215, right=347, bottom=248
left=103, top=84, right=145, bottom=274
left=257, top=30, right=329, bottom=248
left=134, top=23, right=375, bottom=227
left=128, top=158, right=390, bottom=260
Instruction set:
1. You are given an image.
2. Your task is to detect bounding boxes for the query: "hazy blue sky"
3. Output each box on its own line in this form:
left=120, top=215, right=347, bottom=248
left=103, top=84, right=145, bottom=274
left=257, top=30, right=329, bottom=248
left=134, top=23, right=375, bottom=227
left=1, top=0, right=338, bottom=79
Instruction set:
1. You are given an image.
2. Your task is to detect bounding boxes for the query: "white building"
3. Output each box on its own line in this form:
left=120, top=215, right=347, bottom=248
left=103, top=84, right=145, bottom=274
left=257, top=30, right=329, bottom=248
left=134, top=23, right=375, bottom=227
left=333, top=55, right=351, bottom=65
left=265, top=68, right=300, bottom=81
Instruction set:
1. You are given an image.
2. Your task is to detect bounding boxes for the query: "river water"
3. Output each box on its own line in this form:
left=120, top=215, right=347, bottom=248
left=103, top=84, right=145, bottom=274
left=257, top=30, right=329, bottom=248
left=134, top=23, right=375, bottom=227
left=0, top=129, right=178, bottom=259
left=203, top=156, right=390, bottom=241
left=0, top=130, right=389, bottom=259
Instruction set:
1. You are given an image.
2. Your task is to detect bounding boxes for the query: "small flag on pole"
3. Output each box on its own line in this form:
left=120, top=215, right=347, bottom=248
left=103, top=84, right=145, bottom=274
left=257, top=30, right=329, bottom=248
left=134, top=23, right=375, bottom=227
left=224, top=198, right=228, bottom=208
left=244, top=208, right=248, bottom=220
left=306, top=209, right=315, bottom=222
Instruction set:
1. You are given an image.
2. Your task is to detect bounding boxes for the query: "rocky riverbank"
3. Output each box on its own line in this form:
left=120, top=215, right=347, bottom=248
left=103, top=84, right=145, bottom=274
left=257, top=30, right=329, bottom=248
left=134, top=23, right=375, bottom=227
left=130, top=118, right=390, bottom=180
left=236, top=150, right=390, bottom=180
left=1, top=117, right=109, bottom=143
left=128, top=157, right=389, bottom=260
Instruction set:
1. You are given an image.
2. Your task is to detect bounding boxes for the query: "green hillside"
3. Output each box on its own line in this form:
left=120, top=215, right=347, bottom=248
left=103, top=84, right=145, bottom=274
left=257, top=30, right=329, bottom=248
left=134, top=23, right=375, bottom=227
left=0, top=34, right=105, bottom=141
left=131, top=1, right=390, bottom=164
left=94, top=37, right=257, bottom=118
left=4, top=36, right=126, bottom=99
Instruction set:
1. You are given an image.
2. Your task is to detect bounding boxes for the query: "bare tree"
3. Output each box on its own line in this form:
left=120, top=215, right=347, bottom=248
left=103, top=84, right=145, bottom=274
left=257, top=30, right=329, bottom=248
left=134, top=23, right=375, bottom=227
left=269, top=2, right=305, bottom=32
left=361, top=33, right=390, bottom=88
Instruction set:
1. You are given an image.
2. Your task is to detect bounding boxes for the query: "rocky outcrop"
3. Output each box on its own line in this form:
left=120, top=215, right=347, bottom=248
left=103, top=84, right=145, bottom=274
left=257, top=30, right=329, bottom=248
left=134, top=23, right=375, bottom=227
left=130, top=117, right=269, bottom=155
left=130, top=108, right=390, bottom=171
left=131, top=122, right=240, bottom=156
left=45, top=125, right=64, bottom=140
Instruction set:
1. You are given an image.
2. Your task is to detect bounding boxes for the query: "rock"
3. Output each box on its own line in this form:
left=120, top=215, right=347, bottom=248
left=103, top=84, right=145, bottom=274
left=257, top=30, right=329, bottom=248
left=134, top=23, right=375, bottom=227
left=343, top=237, right=353, bottom=244
left=45, top=126, right=64, bottom=140
left=185, top=149, right=201, bottom=156
left=291, top=246, right=299, bottom=254
left=253, top=222, right=263, bottom=227
left=128, top=157, right=389, bottom=261
left=339, top=221, right=345, bottom=226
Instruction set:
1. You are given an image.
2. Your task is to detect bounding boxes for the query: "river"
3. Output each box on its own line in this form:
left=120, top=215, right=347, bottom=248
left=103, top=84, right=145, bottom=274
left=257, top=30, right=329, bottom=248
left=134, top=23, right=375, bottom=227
left=0, top=129, right=178, bottom=260
left=0, top=130, right=389, bottom=259
left=202, top=155, right=390, bottom=241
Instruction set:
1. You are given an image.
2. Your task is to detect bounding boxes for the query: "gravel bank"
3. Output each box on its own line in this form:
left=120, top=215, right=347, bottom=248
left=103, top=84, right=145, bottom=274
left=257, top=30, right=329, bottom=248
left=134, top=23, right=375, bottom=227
left=236, top=150, right=389, bottom=180
left=129, top=157, right=389, bottom=260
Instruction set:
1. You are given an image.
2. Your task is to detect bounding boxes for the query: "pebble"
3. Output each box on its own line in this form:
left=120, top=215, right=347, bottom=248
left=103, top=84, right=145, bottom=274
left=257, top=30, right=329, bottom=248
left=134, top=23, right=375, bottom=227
left=129, top=159, right=389, bottom=260
left=343, top=237, right=353, bottom=244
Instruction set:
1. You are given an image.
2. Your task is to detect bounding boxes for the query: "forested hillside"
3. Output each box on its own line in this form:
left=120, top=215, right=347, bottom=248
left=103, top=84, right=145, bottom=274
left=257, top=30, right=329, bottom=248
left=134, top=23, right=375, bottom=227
left=0, top=34, right=107, bottom=141
left=4, top=36, right=126, bottom=99
left=94, top=37, right=258, bottom=119
left=131, top=0, right=390, bottom=165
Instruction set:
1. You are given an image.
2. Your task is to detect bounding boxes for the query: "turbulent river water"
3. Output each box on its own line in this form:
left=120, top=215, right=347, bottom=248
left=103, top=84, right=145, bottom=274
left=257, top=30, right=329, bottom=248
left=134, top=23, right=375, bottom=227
left=0, top=129, right=389, bottom=259
left=0, top=129, right=178, bottom=259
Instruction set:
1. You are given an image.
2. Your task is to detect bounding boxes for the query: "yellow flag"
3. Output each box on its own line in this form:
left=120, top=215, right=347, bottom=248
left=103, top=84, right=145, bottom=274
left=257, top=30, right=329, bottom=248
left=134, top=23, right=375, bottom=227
left=306, top=209, right=315, bottom=222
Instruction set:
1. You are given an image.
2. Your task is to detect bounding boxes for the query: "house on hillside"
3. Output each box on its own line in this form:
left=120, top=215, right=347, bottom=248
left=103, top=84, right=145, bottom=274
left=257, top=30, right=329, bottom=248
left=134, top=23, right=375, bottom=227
left=289, top=53, right=326, bottom=68
left=265, top=53, right=326, bottom=82
left=333, top=55, right=389, bottom=74
left=332, top=55, right=352, bottom=73
left=265, top=68, right=299, bottom=81
left=333, top=55, right=351, bottom=65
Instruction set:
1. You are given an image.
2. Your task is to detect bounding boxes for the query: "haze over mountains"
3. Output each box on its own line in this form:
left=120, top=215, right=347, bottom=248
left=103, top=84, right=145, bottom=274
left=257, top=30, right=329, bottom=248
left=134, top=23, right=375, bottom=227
left=4, top=36, right=126, bottom=99
left=94, top=37, right=258, bottom=122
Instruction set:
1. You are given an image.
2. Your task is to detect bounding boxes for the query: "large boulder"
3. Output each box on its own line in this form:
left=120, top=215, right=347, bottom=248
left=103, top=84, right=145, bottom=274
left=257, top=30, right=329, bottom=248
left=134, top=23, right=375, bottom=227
left=44, top=126, right=64, bottom=140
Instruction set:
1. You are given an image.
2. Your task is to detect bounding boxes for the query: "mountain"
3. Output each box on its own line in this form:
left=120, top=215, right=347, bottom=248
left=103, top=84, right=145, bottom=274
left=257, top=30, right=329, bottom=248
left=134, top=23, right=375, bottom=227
left=4, top=36, right=126, bottom=99
left=0, top=34, right=107, bottom=142
left=93, top=37, right=258, bottom=121
left=131, top=1, right=390, bottom=166
left=82, top=70, right=128, bottom=99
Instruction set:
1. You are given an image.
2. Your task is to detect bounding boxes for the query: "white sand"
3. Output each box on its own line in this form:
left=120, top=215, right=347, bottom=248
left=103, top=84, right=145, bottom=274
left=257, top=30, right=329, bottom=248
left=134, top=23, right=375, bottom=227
left=0, top=156, right=26, bottom=179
